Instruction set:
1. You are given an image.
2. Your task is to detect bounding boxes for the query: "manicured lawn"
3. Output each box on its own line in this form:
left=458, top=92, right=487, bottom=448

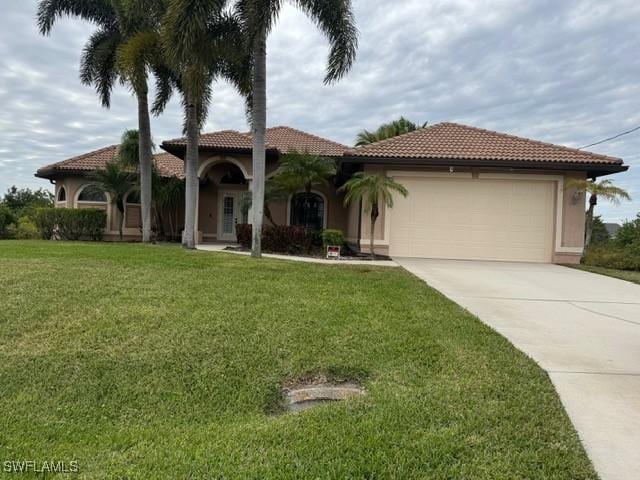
left=0, top=241, right=596, bottom=479
left=570, top=264, right=640, bottom=285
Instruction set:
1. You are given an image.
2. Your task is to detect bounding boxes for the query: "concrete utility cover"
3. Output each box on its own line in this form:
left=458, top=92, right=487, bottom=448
left=284, top=383, right=364, bottom=412
left=396, top=258, right=640, bottom=480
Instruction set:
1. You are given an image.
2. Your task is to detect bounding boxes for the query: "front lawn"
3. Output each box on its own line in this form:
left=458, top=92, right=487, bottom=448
left=570, top=264, right=640, bottom=285
left=0, top=241, right=596, bottom=479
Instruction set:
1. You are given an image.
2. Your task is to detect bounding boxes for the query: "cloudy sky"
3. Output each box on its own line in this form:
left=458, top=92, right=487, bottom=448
left=1, top=0, right=639, bottom=222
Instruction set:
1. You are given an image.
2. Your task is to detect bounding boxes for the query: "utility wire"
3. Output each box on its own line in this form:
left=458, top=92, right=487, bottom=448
left=579, top=125, right=640, bottom=149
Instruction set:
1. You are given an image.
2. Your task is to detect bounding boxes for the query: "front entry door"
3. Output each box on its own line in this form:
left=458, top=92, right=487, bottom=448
left=219, top=192, right=241, bottom=242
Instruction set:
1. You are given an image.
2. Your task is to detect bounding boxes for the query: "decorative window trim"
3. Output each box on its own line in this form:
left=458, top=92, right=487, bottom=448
left=74, top=184, right=112, bottom=233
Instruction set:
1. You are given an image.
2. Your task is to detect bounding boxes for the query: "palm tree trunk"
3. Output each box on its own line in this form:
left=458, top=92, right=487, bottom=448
left=370, top=204, right=379, bottom=259
left=137, top=84, right=153, bottom=243
left=584, top=193, right=597, bottom=248
left=251, top=30, right=267, bottom=258
left=118, top=205, right=124, bottom=241
left=182, top=100, right=199, bottom=249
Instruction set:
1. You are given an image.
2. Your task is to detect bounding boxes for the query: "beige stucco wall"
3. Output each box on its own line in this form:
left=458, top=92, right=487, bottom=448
left=355, top=166, right=588, bottom=264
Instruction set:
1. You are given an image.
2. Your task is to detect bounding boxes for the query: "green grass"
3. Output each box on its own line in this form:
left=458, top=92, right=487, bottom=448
left=570, top=264, right=640, bottom=285
left=0, top=241, right=596, bottom=479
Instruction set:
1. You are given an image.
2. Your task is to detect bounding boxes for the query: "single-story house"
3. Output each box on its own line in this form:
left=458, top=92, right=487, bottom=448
left=36, top=122, right=628, bottom=264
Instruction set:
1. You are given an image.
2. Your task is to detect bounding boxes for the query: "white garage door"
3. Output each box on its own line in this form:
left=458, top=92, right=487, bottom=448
left=389, top=176, right=555, bottom=262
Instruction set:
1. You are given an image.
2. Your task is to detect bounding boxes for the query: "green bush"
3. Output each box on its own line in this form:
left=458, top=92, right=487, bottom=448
left=615, top=214, right=640, bottom=247
left=15, top=216, right=40, bottom=239
left=584, top=244, right=640, bottom=271
left=36, top=208, right=106, bottom=241
left=0, top=205, right=16, bottom=239
left=321, top=229, right=344, bottom=246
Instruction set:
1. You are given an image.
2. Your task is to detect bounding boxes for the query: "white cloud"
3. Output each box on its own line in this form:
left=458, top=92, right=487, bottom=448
left=0, top=0, right=638, bottom=222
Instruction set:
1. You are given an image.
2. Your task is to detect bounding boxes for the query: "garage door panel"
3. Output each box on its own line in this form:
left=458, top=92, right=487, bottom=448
left=390, top=177, right=554, bottom=262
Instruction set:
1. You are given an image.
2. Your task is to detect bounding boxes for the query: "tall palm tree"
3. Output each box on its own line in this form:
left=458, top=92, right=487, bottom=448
left=340, top=172, right=408, bottom=259
left=162, top=3, right=250, bottom=249
left=355, top=117, right=427, bottom=146
left=565, top=178, right=631, bottom=248
left=88, top=162, right=137, bottom=240
left=37, top=0, right=164, bottom=244
left=234, top=0, right=358, bottom=258
left=274, top=151, right=336, bottom=228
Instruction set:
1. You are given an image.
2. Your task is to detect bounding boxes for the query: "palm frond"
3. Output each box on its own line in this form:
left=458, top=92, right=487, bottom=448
left=37, top=0, right=117, bottom=35
left=294, top=0, right=358, bottom=83
left=79, top=28, right=121, bottom=108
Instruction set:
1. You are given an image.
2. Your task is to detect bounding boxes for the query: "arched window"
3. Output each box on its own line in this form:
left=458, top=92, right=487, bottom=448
left=125, top=190, right=141, bottom=204
left=77, top=187, right=107, bottom=202
left=289, top=192, right=325, bottom=230
left=57, top=186, right=66, bottom=202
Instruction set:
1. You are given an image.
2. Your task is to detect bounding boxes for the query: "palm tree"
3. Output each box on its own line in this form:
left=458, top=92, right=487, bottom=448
left=234, top=0, right=358, bottom=258
left=355, top=117, right=427, bottom=146
left=88, top=162, right=137, bottom=240
left=274, top=151, right=336, bottom=228
left=37, top=0, right=164, bottom=244
left=162, top=4, right=250, bottom=249
left=565, top=178, right=631, bottom=248
left=340, top=172, right=408, bottom=259
left=153, top=172, right=185, bottom=241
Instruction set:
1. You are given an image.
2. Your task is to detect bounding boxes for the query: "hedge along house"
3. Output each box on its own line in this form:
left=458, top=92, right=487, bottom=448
left=35, top=146, right=184, bottom=241
left=36, top=123, right=627, bottom=263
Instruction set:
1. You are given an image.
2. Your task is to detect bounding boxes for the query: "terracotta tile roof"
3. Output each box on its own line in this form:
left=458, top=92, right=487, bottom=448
left=153, top=152, right=185, bottom=179
left=163, top=130, right=254, bottom=151
left=345, top=122, right=624, bottom=165
left=36, top=145, right=184, bottom=179
left=264, top=126, right=347, bottom=156
left=162, top=126, right=347, bottom=157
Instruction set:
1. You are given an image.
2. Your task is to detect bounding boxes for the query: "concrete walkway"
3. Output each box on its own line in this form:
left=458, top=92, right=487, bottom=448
left=197, top=244, right=399, bottom=267
left=396, top=258, right=640, bottom=480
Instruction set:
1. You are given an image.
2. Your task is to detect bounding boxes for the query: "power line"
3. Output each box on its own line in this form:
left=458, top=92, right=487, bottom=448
left=579, top=125, right=640, bottom=149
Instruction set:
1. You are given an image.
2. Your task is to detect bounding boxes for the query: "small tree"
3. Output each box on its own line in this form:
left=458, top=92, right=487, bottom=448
left=275, top=151, right=336, bottom=229
left=88, top=162, right=137, bottom=240
left=340, top=172, right=408, bottom=258
left=590, top=216, right=610, bottom=246
left=565, top=178, right=631, bottom=248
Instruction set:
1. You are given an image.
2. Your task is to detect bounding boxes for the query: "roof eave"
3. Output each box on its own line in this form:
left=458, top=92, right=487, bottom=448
left=340, top=156, right=628, bottom=177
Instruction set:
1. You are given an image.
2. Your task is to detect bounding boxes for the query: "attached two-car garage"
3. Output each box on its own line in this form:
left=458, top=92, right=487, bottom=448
left=388, top=174, right=556, bottom=263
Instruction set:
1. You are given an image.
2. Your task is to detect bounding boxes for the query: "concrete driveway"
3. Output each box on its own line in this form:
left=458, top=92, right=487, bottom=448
left=396, top=259, right=640, bottom=480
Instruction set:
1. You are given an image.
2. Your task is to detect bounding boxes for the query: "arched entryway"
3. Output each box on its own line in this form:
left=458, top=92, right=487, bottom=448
left=198, top=159, right=250, bottom=242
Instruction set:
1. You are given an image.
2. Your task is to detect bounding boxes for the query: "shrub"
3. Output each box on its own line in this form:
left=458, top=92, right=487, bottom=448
left=235, top=223, right=252, bottom=248
left=15, top=216, right=40, bottom=240
left=0, top=205, right=16, bottom=239
left=235, top=224, right=313, bottom=253
left=615, top=214, right=640, bottom=247
left=36, top=208, right=106, bottom=241
left=321, top=229, right=344, bottom=246
left=584, top=244, right=640, bottom=271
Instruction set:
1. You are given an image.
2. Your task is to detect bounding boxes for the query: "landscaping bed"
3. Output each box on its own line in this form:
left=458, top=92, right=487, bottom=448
left=0, top=241, right=597, bottom=479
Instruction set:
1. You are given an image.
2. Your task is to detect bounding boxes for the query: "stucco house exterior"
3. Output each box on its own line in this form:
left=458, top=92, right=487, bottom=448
left=36, top=122, right=628, bottom=264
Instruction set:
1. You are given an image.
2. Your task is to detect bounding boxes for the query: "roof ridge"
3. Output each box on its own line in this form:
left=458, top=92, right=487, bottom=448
left=440, top=122, right=623, bottom=163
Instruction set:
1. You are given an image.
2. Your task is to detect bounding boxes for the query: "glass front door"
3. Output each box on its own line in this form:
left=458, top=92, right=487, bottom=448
left=219, top=192, right=239, bottom=241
